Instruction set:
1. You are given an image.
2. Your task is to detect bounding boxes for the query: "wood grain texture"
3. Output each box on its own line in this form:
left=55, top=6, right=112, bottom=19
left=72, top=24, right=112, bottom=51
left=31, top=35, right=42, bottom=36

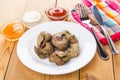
left=5, top=42, right=79, bottom=80
left=47, top=71, right=79, bottom=80
left=5, top=43, right=47, bottom=80
left=0, top=0, right=27, bottom=24
left=110, top=1, right=120, bottom=80
left=0, top=0, right=27, bottom=80
left=113, top=41, right=120, bottom=80
left=80, top=49, right=114, bottom=80
left=0, top=35, right=15, bottom=80
left=1, top=0, right=120, bottom=80
left=4, top=0, right=81, bottom=80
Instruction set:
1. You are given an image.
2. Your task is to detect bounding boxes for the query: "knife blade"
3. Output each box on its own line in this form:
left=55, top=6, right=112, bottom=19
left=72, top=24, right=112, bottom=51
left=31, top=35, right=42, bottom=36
left=91, top=5, right=119, bottom=54
left=92, top=6, right=104, bottom=25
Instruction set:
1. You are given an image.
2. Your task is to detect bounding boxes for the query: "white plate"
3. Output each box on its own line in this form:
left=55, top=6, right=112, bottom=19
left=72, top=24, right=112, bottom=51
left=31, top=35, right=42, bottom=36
left=17, top=21, right=96, bottom=75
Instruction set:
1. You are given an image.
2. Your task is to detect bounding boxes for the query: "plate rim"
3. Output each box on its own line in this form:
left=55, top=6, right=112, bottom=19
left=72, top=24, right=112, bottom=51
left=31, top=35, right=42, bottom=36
left=17, top=21, right=97, bottom=75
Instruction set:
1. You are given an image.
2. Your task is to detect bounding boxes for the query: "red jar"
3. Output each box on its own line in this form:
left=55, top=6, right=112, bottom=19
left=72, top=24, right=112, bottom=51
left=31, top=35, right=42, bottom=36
left=46, top=7, right=68, bottom=21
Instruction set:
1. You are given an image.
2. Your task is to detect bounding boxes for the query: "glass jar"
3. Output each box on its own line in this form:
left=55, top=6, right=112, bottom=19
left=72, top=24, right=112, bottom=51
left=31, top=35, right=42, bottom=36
left=45, top=7, right=68, bottom=21
left=21, top=11, right=42, bottom=28
left=0, top=21, right=26, bottom=41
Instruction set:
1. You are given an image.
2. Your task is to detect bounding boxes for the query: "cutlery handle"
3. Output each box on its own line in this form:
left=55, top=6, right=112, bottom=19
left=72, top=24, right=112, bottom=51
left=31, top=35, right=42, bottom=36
left=106, top=32, right=119, bottom=54
left=91, top=27, right=109, bottom=60
left=101, top=26, right=119, bottom=55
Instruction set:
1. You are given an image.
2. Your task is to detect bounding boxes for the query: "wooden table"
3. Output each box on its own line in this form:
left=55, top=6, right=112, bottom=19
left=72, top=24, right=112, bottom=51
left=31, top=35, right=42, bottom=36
left=0, top=0, right=120, bottom=80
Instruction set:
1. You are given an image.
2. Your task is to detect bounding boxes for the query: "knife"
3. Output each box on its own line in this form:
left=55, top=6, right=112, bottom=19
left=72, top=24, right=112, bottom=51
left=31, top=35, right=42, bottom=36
left=91, top=27, right=109, bottom=60
left=91, top=5, right=119, bottom=55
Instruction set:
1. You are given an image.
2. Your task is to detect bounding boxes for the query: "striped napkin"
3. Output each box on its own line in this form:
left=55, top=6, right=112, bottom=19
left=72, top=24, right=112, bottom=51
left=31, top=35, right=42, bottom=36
left=69, top=3, right=120, bottom=45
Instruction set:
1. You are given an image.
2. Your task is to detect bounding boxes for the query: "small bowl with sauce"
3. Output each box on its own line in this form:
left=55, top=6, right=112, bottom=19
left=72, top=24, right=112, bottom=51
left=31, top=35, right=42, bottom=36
left=0, top=21, right=26, bottom=41
left=22, top=11, right=42, bottom=28
left=45, top=7, right=68, bottom=21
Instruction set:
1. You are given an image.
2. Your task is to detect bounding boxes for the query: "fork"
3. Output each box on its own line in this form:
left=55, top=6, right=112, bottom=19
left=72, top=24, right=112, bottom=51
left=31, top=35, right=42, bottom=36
left=77, top=4, right=109, bottom=60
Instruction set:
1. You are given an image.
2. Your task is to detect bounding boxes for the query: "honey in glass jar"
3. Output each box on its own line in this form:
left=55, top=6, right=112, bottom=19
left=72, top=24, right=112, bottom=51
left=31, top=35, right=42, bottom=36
left=0, top=21, right=25, bottom=41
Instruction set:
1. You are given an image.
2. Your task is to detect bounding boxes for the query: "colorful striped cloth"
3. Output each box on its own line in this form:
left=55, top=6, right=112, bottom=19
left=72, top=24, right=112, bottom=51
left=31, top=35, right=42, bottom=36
left=69, top=3, right=120, bottom=45
left=99, top=9, right=120, bottom=33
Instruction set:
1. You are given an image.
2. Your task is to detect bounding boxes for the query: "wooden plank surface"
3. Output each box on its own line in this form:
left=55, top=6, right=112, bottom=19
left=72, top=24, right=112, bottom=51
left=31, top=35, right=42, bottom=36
left=4, top=0, right=81, bottom=80
left=0, top=0, right=27, bottom=24
left=5, top=42, right=79, bottom=80
left=80, top=48, right=114, bottom=80
left=5, top=43, right=47, bottom=80
left=0, top=0, right=27, bottom=80
left=1, top=0, right=120, bottom=80
left=0, top=38, right=15, bottom=80
left=80, top=0, right=119, bottom=79
left=109, top=1, right=120, bottom=80
left=113, top=41, right=120, bottom=80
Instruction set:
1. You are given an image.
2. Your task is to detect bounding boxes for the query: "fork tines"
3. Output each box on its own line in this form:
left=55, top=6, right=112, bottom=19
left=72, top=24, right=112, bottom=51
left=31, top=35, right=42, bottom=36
left=78, top=4, right=89, bottom=20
